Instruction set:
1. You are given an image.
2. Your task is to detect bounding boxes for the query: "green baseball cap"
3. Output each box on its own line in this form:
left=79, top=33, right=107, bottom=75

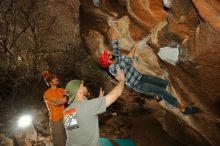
left=65, top=80, right=81, bottom=104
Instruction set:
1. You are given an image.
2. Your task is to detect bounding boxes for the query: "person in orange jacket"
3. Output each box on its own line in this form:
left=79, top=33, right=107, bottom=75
left=42, top=71, right=67, bottom=146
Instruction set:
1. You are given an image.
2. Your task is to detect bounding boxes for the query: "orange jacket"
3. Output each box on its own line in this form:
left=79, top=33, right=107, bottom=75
left=44, top=88, right=65, bottom=121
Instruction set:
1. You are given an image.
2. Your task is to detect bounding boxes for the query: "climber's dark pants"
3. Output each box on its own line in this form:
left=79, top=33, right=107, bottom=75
left=133, top=75, right=179, bottom=106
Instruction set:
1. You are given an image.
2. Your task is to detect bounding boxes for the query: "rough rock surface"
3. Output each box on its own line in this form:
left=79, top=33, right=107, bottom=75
left=80, top=0, right=220, bottom=145
left=0, top=134, right=13, bottom=146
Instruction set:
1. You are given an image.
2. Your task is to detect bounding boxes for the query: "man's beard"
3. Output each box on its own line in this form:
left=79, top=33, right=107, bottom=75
left=84, top=91, right=90, bottom=97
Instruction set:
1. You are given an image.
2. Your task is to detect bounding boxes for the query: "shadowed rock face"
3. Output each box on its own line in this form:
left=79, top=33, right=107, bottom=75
left=80, top=0, right=220, bottom=145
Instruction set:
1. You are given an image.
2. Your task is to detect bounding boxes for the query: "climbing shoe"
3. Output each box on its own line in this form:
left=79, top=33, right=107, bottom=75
left=182, top=106, right=198, bottom=115
left=153, top=95, right=162, bottom=102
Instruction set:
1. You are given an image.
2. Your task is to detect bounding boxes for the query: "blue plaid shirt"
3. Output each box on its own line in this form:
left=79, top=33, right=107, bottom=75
left=108, top=40, right=142, bottom=88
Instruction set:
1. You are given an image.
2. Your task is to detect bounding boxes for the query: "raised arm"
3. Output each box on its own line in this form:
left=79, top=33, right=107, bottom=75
left=128, top=42, right=138, bottom=58
left=105, top=68, right=125, bottom=107
left=109, top=28, right=121, bottom=59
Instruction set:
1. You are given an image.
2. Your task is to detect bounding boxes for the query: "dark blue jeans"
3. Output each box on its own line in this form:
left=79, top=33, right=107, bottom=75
left=133, top=75, right=179, bottom=106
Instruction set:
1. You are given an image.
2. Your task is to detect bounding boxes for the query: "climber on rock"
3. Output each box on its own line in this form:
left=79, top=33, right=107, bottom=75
left=99, top=28, right=198, bottom=115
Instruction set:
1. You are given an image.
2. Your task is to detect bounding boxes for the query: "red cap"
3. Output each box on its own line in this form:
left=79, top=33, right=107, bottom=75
left=99, top=50, right=109, bottom=68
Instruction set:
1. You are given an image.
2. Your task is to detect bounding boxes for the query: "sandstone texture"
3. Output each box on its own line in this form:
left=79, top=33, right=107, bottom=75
left=80, top=0, right=220, bottom=145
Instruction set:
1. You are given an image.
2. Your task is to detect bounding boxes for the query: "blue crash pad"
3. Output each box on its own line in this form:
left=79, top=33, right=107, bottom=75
left=100, top=138, right=136, bottom=146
